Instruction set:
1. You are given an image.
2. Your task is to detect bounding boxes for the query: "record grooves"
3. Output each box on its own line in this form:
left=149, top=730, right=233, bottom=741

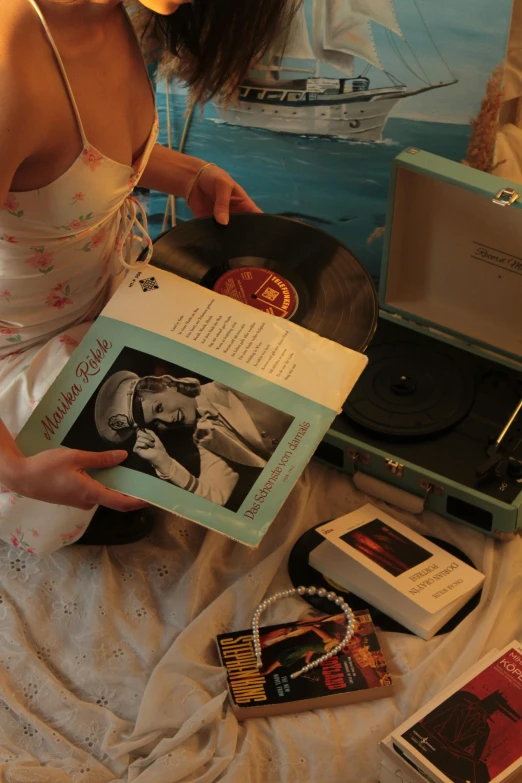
left=151, top=214, right=378, bottom=353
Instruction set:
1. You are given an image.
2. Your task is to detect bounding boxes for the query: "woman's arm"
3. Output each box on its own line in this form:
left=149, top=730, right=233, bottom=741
left=138, top=144, right=261, bottom=225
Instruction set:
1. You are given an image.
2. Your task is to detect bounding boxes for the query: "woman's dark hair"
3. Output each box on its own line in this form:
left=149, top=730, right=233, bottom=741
left=138, top=0, right=299, bottom=103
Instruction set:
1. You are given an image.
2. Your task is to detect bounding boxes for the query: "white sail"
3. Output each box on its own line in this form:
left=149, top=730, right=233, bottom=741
left=321, top=0, right=383, bottom=72
left=352, top=0, right=403, bottom=37
left=312, top=0, right=350, bottom=76
left=267, top=0, right=402, bottom=76
left=271, top=3, right=315, bottom=60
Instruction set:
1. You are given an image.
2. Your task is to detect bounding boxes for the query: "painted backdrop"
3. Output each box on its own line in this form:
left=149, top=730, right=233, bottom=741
left=148, top=0, right=514, bottom=281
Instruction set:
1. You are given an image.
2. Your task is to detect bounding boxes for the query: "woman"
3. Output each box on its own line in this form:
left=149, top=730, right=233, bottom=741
left=93, top=371, right=294, bottom=508
left=0, top=0, right=296, bottom=556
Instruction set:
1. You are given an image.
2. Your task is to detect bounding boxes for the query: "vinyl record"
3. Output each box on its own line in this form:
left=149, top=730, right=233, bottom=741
left=343, top=342, right=475, bottom=437
left=151, top=214, right=378, bottom=352
left=287, top=523, right=482, bottom=635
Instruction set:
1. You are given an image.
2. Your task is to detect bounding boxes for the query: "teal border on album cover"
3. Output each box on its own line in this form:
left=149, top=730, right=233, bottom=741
left=16, top=316, right=335, bottom=547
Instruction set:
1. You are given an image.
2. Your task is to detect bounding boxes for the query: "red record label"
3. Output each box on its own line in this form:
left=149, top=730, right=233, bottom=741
left=213, top=267, right=298, bottom=318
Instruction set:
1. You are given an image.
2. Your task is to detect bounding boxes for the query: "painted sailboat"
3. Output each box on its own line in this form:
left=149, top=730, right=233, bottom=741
left=214, top=0, right=457, bottom=141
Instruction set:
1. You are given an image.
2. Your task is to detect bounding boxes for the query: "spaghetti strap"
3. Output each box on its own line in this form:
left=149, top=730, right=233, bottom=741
left=25, top=0, right=88, bottom=145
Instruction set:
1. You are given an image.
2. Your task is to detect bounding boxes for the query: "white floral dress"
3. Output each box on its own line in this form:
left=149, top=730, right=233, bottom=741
left=0, top=0, right=158, bottom=556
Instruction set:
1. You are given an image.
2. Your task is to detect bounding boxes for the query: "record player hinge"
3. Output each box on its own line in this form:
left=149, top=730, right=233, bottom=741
left=385, top=459, right=403, bottom=478
left=346, top=449, right=370, bottom=476
left=419, top=478, right=444, bottom=496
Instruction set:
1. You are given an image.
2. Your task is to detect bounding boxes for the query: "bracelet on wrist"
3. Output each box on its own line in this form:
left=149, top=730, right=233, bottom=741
left=186, top=162, right=215, bottom=205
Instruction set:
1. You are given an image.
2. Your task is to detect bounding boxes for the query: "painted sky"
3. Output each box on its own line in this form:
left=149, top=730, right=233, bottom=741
left=300, top=0, right=513, bottom=124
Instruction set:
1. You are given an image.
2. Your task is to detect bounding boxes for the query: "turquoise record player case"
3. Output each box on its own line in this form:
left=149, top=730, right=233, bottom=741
left=318, top=149, right=522, bottom=540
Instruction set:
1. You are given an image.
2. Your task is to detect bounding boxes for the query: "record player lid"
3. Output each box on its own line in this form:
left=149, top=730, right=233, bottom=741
left=380, top=149, right=522, bottom=364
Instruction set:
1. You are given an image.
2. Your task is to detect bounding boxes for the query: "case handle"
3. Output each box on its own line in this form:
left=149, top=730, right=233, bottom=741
left=353, top=472, right=425, bottom=515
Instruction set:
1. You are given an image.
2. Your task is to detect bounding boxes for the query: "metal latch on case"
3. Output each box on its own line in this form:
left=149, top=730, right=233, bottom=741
left=492, top=188, right=520, bottom=207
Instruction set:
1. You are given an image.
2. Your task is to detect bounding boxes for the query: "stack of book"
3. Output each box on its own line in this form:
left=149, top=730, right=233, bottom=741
left=380, top=643, right=522, bottom=783
left=309, top=504, right=485, bottom=639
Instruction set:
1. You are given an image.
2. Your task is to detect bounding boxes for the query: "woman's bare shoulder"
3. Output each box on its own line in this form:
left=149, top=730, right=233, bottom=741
left=0, top=0, right=47, bottom=91
left=0, top=1, right=48, bottom=172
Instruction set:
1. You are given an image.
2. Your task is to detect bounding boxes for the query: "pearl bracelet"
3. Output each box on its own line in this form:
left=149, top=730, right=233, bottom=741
left=252, top=586, right=356, bottom=680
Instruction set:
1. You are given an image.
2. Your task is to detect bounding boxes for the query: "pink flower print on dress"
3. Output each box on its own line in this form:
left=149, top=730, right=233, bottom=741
left=0, top=326, right=21, bottom=343
left=71, top=192, right=84, bottom=204
left=60, top=525, right=85, bottom=543
left=60, top=531, right=77, bottom=543
left=9, top=528, right=36, bottom=554
left=67, top=212, right=93, bottom=230
left=46, top=282, right=77, bottom=310
left=0, top=290, right=11, bottom=303
left=30, top=529, right=40, bottom=538
left=59, top=333, right=79, bottom=347
left=81, top=147, right=103, bottom=172
left=90, top=228, right=107, bottom=249
left=0, top=234, right=17, bottom=244
left=2, top=197, right=23, bottom=219
left=25, top=247, right=54, bottom=275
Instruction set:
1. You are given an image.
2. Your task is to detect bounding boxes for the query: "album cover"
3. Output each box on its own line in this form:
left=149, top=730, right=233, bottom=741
left=393, top=643, right=522, bottom=783
left=217, top=610, right=393, bottom=719
left=16, top=267, right=367, bottom=546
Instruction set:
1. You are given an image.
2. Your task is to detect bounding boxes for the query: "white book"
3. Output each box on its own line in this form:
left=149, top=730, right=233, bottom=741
left=391, top=643, right=522, bottom=783
left=310, top=504, right=484, bottom=640
left=379, top=736, right=430, bottom=783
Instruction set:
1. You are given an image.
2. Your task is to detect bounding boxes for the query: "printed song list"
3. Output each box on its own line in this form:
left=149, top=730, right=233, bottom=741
left=171, top=298, right=297, bottom=381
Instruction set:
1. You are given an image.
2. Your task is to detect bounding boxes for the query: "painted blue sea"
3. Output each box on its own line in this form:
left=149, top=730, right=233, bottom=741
left=149, top=90, right=470, bottom=280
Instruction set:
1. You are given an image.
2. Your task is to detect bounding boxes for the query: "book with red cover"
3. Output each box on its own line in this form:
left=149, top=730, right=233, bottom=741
left=216, top=610, right=393, bottom=719
left=394, top=643, right=522, bottom=783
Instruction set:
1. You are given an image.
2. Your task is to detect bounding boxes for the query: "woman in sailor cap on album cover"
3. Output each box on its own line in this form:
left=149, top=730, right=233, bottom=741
left=72, top=357, right=295, bottom=511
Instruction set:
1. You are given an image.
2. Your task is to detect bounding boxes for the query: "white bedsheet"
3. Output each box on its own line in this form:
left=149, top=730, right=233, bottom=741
left=0, top=444, right=520, bottom=782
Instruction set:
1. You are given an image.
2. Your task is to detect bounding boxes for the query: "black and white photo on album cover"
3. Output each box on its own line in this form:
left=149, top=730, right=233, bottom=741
left=63, top=346, right=295, bottom=512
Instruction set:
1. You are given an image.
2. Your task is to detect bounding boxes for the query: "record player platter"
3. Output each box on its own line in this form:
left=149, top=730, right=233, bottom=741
left=151, top=214, right=378, bottom=353
left=343, top=342, right=476, bottom=438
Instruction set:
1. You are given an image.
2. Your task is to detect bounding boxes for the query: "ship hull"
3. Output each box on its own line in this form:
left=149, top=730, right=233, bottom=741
left=214, top=89, right=406, bottom=141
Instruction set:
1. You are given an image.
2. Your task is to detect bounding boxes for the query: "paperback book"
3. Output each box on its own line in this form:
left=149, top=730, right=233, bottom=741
left=16, top=267, right=367, bottom=546
left=392, top=643, right=522, bottom=783
left=216, top=609, right=394, bottom=719
left=379, top=735, right=427, bottom=783
left=309, top=504, right=484, bottom=639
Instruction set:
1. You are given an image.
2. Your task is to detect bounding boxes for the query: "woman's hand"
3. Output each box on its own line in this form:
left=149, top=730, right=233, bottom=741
left=133, top=429, right=171, bottom=475
left=5, top=449, right=147, bottom=511
left=188, top=165, right=262, bottom=225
